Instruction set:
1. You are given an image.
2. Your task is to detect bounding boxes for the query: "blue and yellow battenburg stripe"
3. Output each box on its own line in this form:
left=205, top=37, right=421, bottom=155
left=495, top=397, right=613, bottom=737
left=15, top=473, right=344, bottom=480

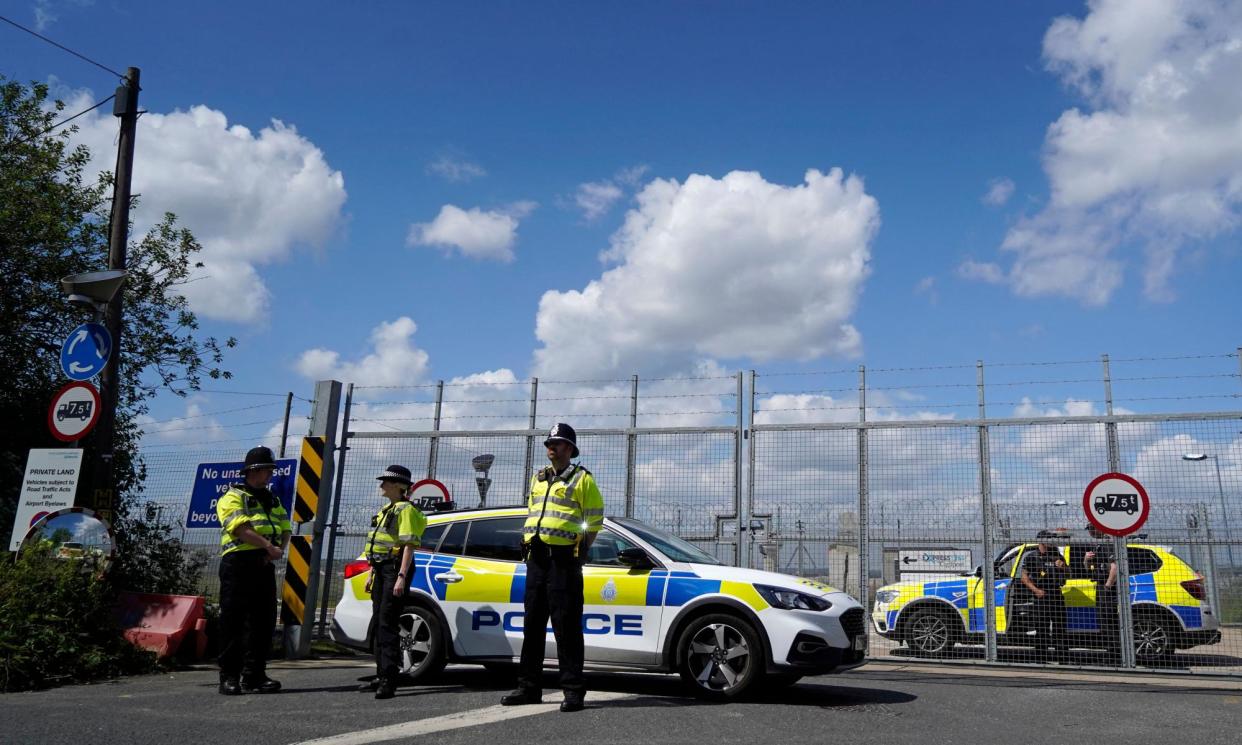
left=351, top=554, right=769, bottom=611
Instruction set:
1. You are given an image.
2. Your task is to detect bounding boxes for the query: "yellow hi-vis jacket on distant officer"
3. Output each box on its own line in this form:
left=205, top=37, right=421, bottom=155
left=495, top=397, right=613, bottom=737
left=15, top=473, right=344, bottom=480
left=522, top=463, right=605, bottom=549
left=217, top=481, right=292, bottom=556
left=364, top=497, right=427, bottom=560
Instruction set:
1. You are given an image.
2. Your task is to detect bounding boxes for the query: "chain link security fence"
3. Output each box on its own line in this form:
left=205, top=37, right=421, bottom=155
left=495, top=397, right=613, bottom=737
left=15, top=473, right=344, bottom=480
left=130, top=351, right=1242, bottom=676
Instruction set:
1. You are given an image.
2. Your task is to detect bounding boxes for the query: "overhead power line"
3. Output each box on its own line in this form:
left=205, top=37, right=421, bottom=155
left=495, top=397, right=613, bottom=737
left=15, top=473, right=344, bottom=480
left=0, top=13, right=125, bottom=78
left=4, top=94, right=115, bottom=149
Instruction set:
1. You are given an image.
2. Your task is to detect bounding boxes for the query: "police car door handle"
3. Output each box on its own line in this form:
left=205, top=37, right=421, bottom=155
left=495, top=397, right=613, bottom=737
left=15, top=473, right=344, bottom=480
left=434, top=571, right=463, bottom=584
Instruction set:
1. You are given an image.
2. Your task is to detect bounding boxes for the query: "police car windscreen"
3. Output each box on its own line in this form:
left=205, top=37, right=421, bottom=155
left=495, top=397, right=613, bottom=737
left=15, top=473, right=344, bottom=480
left=612, top=517, right=722, bottom=565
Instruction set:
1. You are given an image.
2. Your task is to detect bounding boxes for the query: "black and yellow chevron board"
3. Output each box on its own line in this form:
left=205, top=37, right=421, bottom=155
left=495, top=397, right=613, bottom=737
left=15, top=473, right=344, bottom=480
left=293, top=436, right=325, bottom=524
left=280, top=535, right=313, bottom=626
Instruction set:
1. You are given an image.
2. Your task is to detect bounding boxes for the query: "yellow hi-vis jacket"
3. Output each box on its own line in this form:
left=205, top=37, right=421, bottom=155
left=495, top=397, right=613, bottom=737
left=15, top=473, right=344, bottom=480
left=522, top=464, right=604, bottom=547
left=217, top=485, right=292, bottom=556
left=364, top=500, right=426, bottom=561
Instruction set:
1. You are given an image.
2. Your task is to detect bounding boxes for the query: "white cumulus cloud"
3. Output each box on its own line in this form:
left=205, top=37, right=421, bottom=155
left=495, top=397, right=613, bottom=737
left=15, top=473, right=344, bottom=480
left=982, top=178, right=1015, bottom=206
left=296, top=316, right=430, bottom=388
left=969, top=0, right=1242, bottom=305
left=407, top=202, right=536, bottom=262
left=61, top=87, right=347, bottom=323
left=533, top=169, right=878, bottom=380
left=426, top=154, right=486, bottom=182
left=570, top=165, right=649, bottom=221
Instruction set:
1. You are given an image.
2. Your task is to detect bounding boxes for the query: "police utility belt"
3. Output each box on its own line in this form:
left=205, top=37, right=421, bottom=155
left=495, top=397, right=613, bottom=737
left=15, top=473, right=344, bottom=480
left=522, top=537, right=578, bottom=560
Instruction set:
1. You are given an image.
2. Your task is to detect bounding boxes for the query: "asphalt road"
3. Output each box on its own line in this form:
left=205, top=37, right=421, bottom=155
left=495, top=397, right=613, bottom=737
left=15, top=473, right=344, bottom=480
left=3, top=660, right=1240, bottom=745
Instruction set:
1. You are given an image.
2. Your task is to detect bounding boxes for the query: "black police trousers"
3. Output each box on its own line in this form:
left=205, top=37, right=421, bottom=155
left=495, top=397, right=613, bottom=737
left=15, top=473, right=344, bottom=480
left=218, top=550, right=276, bottom=681
left=517, top=541, right=585, bottom=694
left=1032, top=591, right=1067, bottom=654
left=370, top=562, right=404, bottom=679
left=1096, top=586, right=1120, bottom=652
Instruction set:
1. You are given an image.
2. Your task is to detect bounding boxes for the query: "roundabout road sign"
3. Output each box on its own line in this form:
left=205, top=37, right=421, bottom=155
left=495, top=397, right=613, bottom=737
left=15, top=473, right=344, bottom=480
left=60, top=322, right=112, bottom=381
left=1083, top=472, right=1150, bottom=536
left=48, top=381, right=101, bottom=442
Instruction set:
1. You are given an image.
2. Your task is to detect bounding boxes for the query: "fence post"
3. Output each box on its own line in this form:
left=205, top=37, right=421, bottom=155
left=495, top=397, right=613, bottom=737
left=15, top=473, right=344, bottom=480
left=524, top=378, right=539, bottom=481
left=857, top=365, right=869, bottom=608
left=977, top=360, right=998, bottom=662
left=278, top=391, right=293, bottom=457
left=735, top=371, right=744, bottom=567
left=427, top=380, right=443, bottom=478
left=625, top=375, right=638, bottom=519
left=1196, top=502, right=1223, bottom=621
left=284, top=379, right=342, bottom=658
left=746, top=370, right=757, bottom=570
left=317, top=382, right=353, bottom=638
left=1103, top=354, right=1136, bottom=668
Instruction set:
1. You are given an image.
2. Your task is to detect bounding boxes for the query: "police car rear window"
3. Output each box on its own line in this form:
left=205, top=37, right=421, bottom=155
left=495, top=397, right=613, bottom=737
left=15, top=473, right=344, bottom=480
left=419, top=524, right=446, bottom=551
left=1128, top=548, right=1162, bottom=575
left=462, top=518, right=524, bottom=562
left=437, top=521, right=467, bottom=556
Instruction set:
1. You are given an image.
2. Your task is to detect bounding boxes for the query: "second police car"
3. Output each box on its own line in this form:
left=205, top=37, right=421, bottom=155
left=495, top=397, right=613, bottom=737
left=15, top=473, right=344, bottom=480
left=870, top=538, right=1221, bottom=664
left=332, top=506, right=868, bottom=699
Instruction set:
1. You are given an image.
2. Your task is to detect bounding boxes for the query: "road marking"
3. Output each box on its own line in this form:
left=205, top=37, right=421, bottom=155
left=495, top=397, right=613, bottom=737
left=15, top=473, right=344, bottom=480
left=291, top=691, right=634, bottom=745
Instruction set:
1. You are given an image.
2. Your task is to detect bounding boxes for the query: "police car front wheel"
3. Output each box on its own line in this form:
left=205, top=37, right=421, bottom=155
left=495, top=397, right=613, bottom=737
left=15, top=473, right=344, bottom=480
left=677, top=613, right=762, bottom=700
left=397, top=606, right=446, bottom=680
left=904, top=608, right=957, bottom=656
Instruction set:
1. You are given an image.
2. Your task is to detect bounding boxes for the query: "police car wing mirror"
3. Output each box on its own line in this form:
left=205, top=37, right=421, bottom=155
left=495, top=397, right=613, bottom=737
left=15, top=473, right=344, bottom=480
left=971, top=565, right=982, bottom=578
left=617, top=548, right=653, bottom=568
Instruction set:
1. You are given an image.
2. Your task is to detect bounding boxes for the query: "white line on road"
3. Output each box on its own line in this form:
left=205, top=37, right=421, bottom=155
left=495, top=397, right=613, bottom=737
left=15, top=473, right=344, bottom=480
left=290, top=691, right=635, bottom=745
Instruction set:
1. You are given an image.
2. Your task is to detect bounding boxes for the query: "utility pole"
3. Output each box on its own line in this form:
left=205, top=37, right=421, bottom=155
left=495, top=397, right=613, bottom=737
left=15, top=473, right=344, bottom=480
left=90, top=67, right=140, bottom=521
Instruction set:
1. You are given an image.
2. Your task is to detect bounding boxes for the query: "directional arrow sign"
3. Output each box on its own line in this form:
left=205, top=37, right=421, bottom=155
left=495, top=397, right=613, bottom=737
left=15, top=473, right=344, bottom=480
left=59, top=322, right=112, bottom=381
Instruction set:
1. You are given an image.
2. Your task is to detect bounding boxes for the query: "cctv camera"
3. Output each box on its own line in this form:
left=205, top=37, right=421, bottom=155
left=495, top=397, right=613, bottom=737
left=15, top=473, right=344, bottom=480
left=471, top=454, right=495, bottom=472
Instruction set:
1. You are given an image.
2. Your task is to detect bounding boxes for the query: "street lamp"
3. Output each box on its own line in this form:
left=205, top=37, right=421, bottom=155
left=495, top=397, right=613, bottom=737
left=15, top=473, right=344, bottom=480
left=1183, top=453, right=1234, bottom=566
left=472, top=454, right=494, bottom=508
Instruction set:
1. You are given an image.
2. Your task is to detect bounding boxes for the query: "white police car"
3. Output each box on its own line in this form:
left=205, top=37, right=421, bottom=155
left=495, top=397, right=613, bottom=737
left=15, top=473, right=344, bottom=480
left=331, top=506, right=867, bottom=699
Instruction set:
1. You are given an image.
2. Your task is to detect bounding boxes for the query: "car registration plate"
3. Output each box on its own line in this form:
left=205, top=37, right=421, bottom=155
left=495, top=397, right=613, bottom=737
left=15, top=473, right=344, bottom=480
left=852, top=634, right=867, bottom=652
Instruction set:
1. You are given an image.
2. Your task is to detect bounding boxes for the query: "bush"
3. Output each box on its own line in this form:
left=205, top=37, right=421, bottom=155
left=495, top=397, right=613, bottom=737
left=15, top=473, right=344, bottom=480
left=0, top=544, right=156, bottom=692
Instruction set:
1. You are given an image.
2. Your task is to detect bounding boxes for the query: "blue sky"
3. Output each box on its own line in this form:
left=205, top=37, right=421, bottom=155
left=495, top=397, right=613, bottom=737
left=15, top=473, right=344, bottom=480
left=7, top=0, right=1242, bottom=437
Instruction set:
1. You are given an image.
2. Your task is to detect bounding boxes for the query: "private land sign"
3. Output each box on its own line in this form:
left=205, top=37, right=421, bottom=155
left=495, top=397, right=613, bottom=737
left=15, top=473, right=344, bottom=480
left=9, top=449, right=84, bottom=551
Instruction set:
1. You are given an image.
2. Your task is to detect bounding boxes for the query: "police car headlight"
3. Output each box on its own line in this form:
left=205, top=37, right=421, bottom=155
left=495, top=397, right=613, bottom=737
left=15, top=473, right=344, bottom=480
left=755, top=584, right=832, bottom=611
left=875, top=590, right=899, bottom=604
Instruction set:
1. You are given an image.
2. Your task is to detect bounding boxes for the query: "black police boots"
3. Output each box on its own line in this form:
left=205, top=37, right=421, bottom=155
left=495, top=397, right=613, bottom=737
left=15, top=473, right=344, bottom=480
left=374, top=677, right=397, bottom=700
left=241, top=675, right=282, bottom=693
left=218, top=677, right=242, bottom=696
left=500, top=688, right=543, bottom=705
left=560, top=691, right=585, bottom=713
left=357, top=677, right=380, bottom=693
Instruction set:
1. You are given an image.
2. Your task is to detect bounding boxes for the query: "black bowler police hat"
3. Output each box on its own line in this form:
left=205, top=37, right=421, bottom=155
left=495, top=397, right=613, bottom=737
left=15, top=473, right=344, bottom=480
left=544, top=422, right=579, bottom=458
left=241, top=446, right=278, bottom=472
left=1036, top=529, right=1059, bottom=541
left=376, top=464, right=413, bottom=486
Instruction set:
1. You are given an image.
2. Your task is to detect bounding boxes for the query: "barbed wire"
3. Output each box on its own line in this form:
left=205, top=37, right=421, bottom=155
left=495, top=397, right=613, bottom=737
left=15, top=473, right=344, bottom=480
left=353, top=408, right=733, bottom=423
left=140, top=401, right=284, bottom=425
left=142, top=418, right=280, bottom=432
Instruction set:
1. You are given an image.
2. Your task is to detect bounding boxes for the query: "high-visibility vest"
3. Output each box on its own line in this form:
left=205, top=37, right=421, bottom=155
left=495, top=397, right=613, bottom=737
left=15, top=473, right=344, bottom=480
left=364, top=500, right=426, bottom=561
left=217, top=485, right=292, bottom=556
left=522, top=464, right=605, bottom=546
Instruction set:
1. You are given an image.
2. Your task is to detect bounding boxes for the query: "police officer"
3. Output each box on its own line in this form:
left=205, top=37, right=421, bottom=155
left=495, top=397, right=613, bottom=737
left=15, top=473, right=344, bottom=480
left=1020, top=529, right=1069, bottom=663
left=357, top=465, right=426, bottom=699
left=502, top=423, right=604, bottom=713
left=216, top=446, right=292, bottom=695
left=1085, top=524, right=1120, bottom=660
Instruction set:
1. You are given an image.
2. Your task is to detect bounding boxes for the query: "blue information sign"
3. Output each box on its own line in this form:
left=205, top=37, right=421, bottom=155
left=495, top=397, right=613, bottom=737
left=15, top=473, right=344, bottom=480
left=185, top=459, right=297, bottom=529
left=60, top=322, right=112, bottom=381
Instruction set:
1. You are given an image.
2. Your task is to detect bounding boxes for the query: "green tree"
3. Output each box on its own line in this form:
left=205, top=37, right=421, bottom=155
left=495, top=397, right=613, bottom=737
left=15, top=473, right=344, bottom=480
left=0, top=77, right=233, bottom=589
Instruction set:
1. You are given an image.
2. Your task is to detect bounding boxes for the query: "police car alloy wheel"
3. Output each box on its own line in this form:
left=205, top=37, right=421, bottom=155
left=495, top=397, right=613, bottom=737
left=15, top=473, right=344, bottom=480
left=677, top=613, right=761, bottom=700
left=1132, top=612, right=1172, bottom=663
left=904, top=608, right=955, bottom=655
left=397, top=606, right=446, bottom=680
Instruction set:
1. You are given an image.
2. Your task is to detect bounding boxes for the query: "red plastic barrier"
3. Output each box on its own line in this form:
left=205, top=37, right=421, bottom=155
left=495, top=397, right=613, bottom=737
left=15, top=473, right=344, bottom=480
left=116, top=592, right=206, bottom=659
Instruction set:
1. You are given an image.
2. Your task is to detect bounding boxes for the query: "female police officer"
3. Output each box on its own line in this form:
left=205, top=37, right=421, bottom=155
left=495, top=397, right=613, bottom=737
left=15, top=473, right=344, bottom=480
left=358, top=465, right=426, bottom=699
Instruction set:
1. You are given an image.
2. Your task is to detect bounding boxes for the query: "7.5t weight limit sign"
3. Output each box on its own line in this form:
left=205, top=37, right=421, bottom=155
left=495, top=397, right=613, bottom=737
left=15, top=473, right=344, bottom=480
left=1083, top=472, right=1150, bottom=536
